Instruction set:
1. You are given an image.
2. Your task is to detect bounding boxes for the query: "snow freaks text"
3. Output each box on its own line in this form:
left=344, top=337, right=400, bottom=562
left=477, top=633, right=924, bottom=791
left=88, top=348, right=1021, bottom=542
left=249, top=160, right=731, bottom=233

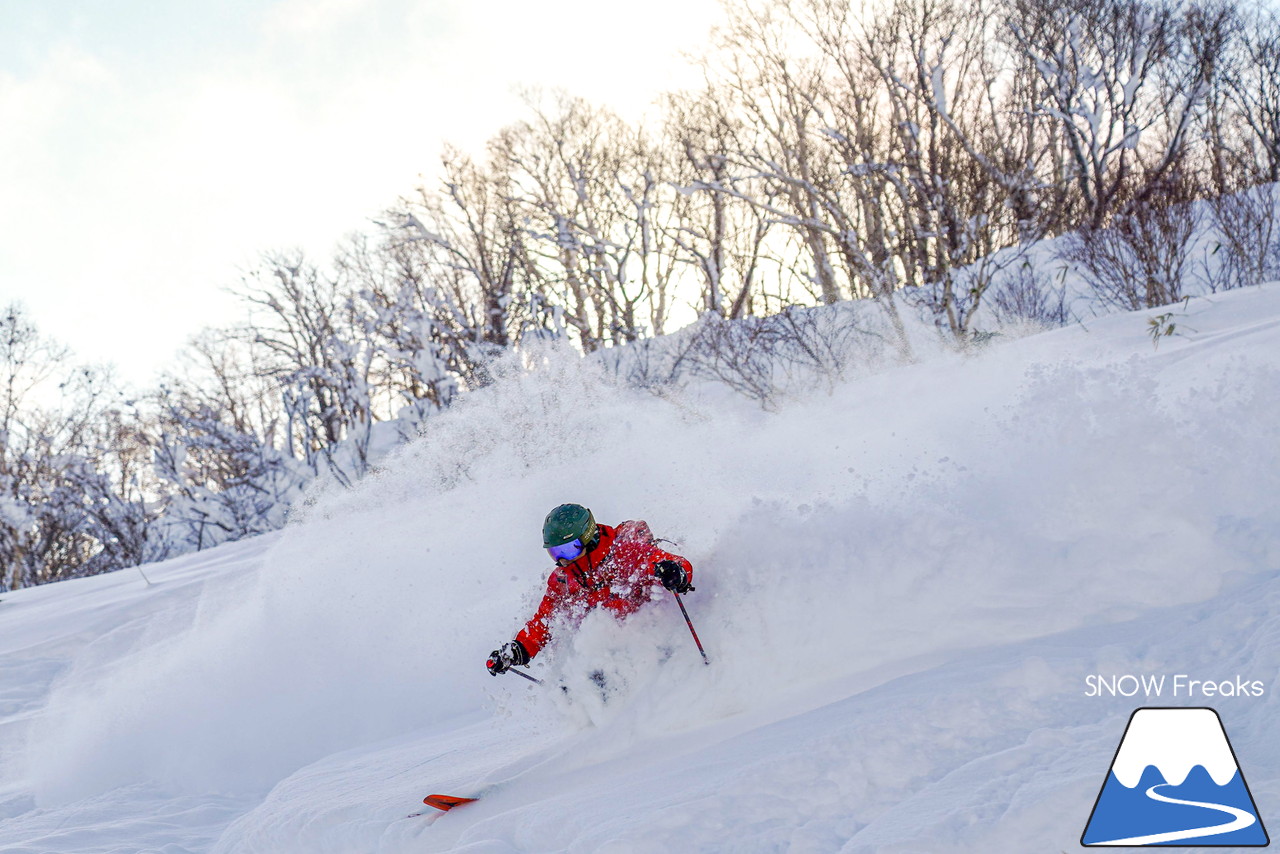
left=1085, top=675, right=1267, bottom=699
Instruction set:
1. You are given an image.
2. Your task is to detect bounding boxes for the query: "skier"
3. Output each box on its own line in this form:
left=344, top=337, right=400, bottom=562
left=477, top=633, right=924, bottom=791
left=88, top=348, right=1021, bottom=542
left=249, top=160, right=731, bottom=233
left=486, top=503, right=695, bottom=676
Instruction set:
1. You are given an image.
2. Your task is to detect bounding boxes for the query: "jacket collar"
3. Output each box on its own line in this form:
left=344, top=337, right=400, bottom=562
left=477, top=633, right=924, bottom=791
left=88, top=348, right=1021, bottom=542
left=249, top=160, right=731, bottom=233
left=562, top=524, right=616, bottom=584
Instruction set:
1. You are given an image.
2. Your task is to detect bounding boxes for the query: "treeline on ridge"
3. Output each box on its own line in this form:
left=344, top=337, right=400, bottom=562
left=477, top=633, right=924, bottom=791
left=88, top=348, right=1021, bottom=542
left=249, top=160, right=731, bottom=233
left=3, top=0, right=1278, bottom=588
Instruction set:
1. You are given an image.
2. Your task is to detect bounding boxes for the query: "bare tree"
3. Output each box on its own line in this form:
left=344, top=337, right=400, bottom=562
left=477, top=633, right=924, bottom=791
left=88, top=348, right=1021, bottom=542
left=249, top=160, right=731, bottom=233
left=71, top=401, right=170, bottom=574
left=665, top=86, right=777, bottom=319
left=990, top=261, right=1071, bottom=326
left=1204, top=184, right=1280, bottom=291
left=711, top=2, right=848, bottom=308
left=492, top=92, right=683, bottom=351
left=0, top=305, right=71, bottom=589
left=0, top=306, right=137, bottom=588
left=146, top=326, right=308, bottom=553
left=392, top=144, right=552, bottom=378
left=840, top=0, right=1049, bottom=336
left=1011, top=0, right=1213, bottom=230
left=1220, top=5, right=1280, bottom=182
left=680, top=302, right=885, bottom=408
left=696, top=0, right=926, bottom=354
left=236, top=254, right=375, bottom=486
left=341, top=234, right=465, bottom=439
left=1064, top=169, right=1201, bottom=308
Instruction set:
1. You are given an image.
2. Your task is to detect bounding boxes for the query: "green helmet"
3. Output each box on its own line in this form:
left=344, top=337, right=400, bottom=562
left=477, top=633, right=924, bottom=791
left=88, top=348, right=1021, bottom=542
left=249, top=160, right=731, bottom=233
left=542, top=503, right=599, bottom=550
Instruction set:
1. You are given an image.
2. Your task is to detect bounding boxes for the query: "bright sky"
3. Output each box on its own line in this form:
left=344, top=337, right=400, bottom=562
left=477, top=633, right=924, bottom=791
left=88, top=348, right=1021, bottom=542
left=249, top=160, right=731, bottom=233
left=0, top=0, right=720, bottom=386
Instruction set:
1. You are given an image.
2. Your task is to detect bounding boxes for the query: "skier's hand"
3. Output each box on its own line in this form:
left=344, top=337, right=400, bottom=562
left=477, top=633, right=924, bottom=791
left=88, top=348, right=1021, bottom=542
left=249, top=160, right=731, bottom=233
left=486, top=640, right=529, bottom=676
left=654, top=560, right=692, bottom=593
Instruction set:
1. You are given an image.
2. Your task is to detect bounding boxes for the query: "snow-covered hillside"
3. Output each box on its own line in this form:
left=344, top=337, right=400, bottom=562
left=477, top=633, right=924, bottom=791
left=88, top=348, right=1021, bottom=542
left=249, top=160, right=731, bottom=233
left=1, top=284, right=1278, bottom=853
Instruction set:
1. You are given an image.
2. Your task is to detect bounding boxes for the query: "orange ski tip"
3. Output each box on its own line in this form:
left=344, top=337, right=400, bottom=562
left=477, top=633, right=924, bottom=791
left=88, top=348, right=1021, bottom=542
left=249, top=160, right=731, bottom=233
left=423, top=794, right=478, bottom=811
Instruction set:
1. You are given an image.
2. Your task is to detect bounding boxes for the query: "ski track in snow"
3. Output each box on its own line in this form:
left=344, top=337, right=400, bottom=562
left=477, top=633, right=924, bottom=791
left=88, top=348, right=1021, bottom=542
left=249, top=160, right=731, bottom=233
left=1093, top=783, right=1257, bottom=846
left=0, top=285, right=1277, bottom=852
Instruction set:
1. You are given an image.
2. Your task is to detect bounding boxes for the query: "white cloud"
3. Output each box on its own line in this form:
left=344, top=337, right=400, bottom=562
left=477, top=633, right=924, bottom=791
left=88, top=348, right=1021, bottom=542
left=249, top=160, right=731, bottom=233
left=261, top=0, right=368, bottom=36
left=0, top=0, right=720, bottom=385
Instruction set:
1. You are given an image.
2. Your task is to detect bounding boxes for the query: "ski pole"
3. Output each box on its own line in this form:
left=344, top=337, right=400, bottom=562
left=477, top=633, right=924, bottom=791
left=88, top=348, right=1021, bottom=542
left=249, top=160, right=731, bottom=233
left=510, top=668, right=543, bottom=685
left=673, top=591, right=710, bottom=665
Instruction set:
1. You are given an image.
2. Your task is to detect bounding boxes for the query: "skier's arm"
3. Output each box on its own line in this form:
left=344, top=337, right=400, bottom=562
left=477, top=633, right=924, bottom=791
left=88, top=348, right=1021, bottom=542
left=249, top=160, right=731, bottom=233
left=512, top=570, right=571, bottom=660
left=617, top=520, right=694, bottom=593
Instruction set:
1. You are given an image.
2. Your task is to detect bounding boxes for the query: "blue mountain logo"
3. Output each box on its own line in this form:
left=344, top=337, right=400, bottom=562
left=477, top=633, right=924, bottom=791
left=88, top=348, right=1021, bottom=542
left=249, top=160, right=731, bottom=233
left=1082, top=707, right=1269, bottom=846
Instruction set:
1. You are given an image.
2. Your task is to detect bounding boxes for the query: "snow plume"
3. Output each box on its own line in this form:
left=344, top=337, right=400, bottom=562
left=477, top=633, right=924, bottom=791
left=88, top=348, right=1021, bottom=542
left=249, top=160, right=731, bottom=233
left=25, top=292, right=1280, bottom=811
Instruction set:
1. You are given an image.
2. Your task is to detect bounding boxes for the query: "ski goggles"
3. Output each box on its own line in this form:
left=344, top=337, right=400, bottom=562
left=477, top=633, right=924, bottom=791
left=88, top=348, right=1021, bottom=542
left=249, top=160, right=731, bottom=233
left=547, top=538, right=585, bottom=564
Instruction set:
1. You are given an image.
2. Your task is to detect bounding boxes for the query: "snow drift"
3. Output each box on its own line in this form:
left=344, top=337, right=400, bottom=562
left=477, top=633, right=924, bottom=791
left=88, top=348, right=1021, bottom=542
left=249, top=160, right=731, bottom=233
left=4, top=284, right=1279, bottom=852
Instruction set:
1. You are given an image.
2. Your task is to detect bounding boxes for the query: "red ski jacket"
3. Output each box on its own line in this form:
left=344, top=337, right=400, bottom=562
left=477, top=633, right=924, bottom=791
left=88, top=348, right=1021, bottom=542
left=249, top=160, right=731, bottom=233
left=515, top=520, right=694, bottom=660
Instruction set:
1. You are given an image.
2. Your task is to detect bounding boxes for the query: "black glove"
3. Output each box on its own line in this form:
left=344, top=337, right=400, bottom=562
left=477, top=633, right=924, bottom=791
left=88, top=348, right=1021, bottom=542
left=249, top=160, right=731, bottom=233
left=654, top=559, right=692, bottom=593
left=486, top=640, right=529, bottom=676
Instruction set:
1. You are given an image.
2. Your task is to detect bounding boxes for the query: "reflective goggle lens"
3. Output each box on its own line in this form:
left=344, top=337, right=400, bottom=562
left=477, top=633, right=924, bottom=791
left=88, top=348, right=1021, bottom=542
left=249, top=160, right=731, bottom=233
left=548, top=539, right=584, bottom=563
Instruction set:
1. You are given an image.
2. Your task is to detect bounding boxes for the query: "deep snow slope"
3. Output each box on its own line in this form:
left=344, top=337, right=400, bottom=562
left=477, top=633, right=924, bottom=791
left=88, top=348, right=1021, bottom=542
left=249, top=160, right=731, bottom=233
left=1, top=285, right=1278, bottom=853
